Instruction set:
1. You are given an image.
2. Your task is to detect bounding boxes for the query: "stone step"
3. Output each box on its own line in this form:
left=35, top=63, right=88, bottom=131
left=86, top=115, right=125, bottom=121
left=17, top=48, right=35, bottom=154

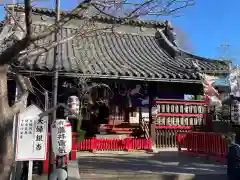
left=96, top=134, right=129, bottom=139
left=80, top=173, right=227, bottom=180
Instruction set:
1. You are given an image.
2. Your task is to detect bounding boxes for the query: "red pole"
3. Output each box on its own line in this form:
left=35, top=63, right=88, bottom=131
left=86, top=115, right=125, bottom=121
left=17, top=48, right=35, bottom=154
left=43, top=134, right=50, bottom=173
left=70, top=133, right=77, bottom=160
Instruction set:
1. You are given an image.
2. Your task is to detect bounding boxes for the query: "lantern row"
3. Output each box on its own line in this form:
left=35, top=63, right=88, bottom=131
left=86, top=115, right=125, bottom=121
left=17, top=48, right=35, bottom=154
left=155, top=116, right=204, bottom=126
left=156, top=104, right=205, bottom=114
left=231, top=100, right=240, bottom=125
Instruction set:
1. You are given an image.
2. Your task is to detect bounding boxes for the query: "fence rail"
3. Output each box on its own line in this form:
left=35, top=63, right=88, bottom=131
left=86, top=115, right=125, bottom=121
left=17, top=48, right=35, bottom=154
left=177, top=132, right=229, bottom=162
left=156, top=128, right=191, bottom=148
left=43, top=135, right=152, bottom=174
left=78, top=138, right=152, bottom=151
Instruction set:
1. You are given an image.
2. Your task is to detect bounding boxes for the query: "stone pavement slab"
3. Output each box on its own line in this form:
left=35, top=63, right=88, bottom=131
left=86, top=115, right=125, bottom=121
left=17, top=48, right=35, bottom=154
left=78, top=151, right=227, bottom=180
left=80, top=173, right=227, bottom=180
left=32, top=160, right=80, bottom=180
left=68, top=160, right=81, bottom=180
left=32, top=174, right=47, bottom=180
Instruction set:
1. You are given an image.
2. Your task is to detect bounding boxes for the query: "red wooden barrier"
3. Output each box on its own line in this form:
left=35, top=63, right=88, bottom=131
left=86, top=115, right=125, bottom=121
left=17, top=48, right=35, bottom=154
left=43, top=133, right=50, bottom=174
left=77, top=138, right=152, bottom=152
left=70, top=133, right=77, bottom=160
left=43, top=133, right=152, bottom=174
left=177, top=132, right=228, bottom=162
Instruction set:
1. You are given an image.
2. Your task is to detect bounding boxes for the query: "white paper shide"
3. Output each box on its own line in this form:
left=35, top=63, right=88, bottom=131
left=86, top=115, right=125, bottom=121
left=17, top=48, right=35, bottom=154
left=51, top=119, right=72, bottom=156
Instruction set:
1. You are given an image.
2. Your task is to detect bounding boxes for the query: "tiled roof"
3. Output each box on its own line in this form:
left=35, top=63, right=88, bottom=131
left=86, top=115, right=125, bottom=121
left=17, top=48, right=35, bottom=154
left=0, top=6, right=229, bottom=82
left=6, top=4, right=166, bottom=28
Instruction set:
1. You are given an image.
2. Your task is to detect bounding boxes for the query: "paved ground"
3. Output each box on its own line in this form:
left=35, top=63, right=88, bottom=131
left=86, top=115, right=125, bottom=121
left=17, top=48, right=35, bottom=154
left=32, top=174, right=47, bottom=180
left=78, top=150, right=227, bottom=180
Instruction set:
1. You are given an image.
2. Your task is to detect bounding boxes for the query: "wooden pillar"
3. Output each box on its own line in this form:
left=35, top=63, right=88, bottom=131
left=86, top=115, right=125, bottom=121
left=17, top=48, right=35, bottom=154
left=148, top=83, right=156, bottom=149
left=194, top=95, right=197, bottom=100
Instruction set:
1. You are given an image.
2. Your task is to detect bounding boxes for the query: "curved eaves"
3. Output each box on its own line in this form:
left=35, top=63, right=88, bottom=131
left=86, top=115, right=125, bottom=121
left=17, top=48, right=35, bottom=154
left=155, top=28, right=229, bottom=72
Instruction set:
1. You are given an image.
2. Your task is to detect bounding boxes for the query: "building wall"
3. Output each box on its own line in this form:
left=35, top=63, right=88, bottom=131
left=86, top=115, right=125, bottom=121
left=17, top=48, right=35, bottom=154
left=25, top=75, right=203, bottom=135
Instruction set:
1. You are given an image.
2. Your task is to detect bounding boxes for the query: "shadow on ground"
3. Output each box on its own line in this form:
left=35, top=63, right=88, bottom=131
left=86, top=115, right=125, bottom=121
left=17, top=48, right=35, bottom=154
left=78, top=151, right=227, bottom=180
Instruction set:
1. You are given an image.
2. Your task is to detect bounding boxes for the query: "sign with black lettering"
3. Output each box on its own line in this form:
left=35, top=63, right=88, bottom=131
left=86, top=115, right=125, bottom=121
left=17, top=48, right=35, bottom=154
left=51, top=119, right=72, bottom=156
left=16, top=105, right=48, bottom=161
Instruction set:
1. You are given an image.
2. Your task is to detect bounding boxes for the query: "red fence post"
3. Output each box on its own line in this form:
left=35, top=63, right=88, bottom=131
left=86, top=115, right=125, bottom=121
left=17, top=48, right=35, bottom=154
left=43, top=133, right=50, bottom=174
left=177, top=133, right=183, bottom=151
left=78, top=139, right=87, bottom=151
left=186, top=132, right=191, bottom=153
left=125, top=138, right=130, bottom=151
left=148, top=138, right=153, bottom=150
left=70, top=133, right=77, bottom=160
left=220, top=136, right=228, bottom=162
left=205, top=133, right=209, bottom=155
left=193, top=132, right=198, bottom=154
left=91, top=138, right=97, bottom=152
left=176, top=131, right=230, bottom=162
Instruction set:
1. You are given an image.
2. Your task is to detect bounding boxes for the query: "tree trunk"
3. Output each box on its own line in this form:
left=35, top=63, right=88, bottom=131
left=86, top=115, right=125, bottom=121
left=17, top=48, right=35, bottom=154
left=0, top=130, right=14, bottom=180
left=0, top=65, right=24, bottom=180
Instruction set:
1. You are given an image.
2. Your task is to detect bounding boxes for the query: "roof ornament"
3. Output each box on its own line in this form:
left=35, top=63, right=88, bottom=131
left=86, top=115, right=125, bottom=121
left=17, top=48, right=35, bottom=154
left=192, top=59, right=201, bottom=72
left=41, top=15, right=49, bottom=21
left=164, top=21, right=177, bottom=47
left=156, top=26, right=179, bottom=58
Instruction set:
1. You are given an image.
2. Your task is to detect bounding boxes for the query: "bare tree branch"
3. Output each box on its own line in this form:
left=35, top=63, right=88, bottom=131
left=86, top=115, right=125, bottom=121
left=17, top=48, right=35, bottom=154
left=29, top=0, right=92, bottom=41
left=24, top=0, right=33, bottom=39
left=10, top=70, right=30, bottom=114
left=10, top=91, right=28, bottom=114
left=0, top=37, right=29, bottom=65
left=4, top=7, right=25, bottom=32
left=0, top=0, right=93, bottom=65
left=5, top=6, right=46, bottom=54
left=19, top=26, right=111, bottom=60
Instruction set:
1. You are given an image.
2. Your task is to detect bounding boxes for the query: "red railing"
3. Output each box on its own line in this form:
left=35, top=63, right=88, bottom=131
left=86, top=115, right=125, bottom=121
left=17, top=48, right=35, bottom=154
left=156, top=126, right=192, bottom=129
left=177, top=132, right=228, bottom=162
left=42, top=133, right=152, bottom=173
left=78, top=138, right=152, bottom=151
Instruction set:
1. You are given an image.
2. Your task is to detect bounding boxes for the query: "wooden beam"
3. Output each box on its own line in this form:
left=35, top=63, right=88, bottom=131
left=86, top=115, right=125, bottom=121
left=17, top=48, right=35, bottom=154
left=148, top=82, right=156, bottom=149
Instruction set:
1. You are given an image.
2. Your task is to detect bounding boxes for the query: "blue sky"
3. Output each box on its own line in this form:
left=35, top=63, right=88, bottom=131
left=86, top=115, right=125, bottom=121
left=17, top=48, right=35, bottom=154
left=0, top=0, right=239, bottom=63
left=170, top=0, right=240, bottom=64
